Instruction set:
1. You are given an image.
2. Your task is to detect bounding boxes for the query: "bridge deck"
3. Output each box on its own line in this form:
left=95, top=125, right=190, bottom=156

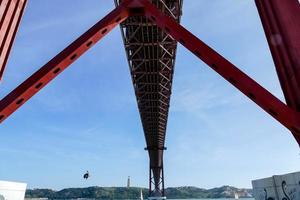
left=115, top=0, right=182, bottom=192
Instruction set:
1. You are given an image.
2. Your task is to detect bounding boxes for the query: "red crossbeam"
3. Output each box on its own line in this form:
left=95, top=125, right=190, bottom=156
left=137, top=0, right=300, bottom=141
left=0, top=0, right=300, bottom=144
left=0, top=1, right=129, bottom=123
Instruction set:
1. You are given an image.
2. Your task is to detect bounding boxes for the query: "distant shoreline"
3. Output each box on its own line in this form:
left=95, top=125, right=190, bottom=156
left=25, top=186, right=253, bottom=199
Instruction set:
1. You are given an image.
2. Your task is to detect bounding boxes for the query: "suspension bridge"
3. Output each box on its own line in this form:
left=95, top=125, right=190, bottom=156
left=0, top=0, right=299, bottom=199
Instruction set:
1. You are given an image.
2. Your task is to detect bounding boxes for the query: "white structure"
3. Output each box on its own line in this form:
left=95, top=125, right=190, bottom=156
left=252, top=171, right=300, bottom=200
left=127, top=176, right=130, bottom=188
left=0, top=181, right=27, bottom=200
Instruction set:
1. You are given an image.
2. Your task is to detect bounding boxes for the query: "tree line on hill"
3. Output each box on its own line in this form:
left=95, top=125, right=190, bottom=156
left=25, top=186, right=253, bottom=199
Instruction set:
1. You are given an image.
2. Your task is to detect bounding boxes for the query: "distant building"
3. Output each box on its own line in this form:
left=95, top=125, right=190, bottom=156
left=127, top=176, right=130, bottom=188
left=0, top=181, right=27, bottom=200
left=252, top=171, right=300, bottom=200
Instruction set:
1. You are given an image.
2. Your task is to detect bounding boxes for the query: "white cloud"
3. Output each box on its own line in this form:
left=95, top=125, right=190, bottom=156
left=171, top=83, right=240, bottom=113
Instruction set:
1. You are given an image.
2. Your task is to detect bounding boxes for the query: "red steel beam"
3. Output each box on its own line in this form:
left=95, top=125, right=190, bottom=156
left=255, top=0, right=300, bottom=144
left=255, top=0, right=300, bottom=111
left=0, top=0, right=27, bottom=81
left=0, top=2, right=130, bottom=123
left=1, top=0, right=300, bottom=144
left=138, top=0, right=300, bottom=143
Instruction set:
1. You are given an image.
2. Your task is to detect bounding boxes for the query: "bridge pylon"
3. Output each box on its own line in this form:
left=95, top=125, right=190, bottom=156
left=148, top=162, right=165, bottom=199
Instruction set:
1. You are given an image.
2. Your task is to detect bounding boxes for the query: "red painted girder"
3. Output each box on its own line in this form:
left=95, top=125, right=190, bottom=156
left=139, top=0, right=300, bottom=140
left=255, top=0, right=300, bottom=144
left=256, top=0, right=300, bottom=111
left=0, top=2, right=129, bottom=123
left=0, top=0, right=27, bottom=81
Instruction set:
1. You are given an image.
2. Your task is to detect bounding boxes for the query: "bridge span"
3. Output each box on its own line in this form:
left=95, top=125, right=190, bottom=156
left=0, top=0, right=300, bottom=199
left=115, top=0, right=182, bottom=197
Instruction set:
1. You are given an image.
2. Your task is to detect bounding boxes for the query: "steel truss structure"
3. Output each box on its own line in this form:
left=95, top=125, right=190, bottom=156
left=115, top=0, right=182, bottom=196
left=0, top=0, right=300, bottom=198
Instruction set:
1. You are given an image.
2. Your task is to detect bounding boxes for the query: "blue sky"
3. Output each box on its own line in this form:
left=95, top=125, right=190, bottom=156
left=0, top=0, right=299, bottom=190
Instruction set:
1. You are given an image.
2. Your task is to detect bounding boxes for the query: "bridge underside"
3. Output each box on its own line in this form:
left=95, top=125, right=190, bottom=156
left=0, top=1, right=300, bottom=199
left=115, top=0, right=182, bottom=197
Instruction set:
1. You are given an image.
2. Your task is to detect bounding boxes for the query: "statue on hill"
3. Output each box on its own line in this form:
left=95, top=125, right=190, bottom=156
left=83, top=171, right=90, bottom=180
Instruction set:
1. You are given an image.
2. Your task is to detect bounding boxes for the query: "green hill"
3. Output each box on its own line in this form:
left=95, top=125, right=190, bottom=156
left=26, top=186, right=253, bottom=199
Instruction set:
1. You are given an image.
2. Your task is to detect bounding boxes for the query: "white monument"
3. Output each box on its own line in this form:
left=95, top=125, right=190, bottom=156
left=252, top=171, right=300, bottom=200
left=0, top=181, right=27, bottom=200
